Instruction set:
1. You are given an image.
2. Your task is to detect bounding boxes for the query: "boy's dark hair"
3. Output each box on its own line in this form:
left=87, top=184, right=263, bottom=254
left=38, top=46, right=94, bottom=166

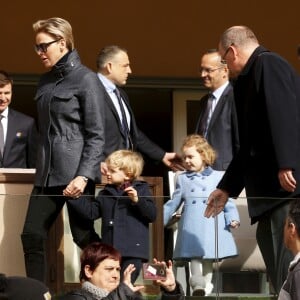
left=288, top=199, right=300, bottom=235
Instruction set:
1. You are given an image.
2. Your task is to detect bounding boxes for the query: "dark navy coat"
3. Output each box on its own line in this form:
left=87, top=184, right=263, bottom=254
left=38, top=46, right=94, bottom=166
left=218, top=46, right=300, bottom=221
left=69, top=180, right=156, bottom=259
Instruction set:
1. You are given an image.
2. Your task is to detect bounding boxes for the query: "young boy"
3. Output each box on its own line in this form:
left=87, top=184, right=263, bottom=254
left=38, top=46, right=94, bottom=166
left=278, top=199, right=300, bottom=299
left=68, top=150, right=156, bottom=283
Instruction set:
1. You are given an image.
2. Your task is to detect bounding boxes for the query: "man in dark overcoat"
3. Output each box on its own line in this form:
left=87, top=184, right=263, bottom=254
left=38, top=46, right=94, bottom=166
left=205, top=25, right=300, bottom=294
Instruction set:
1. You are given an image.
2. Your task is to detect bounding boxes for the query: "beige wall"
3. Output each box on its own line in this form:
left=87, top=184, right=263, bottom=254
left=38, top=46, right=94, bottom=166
left=0, top=177, right=33, bottom=276
left=1, top=0, right=299, bottom=77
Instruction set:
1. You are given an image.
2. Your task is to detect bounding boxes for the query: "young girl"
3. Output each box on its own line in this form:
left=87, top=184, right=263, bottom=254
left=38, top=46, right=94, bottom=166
left=164, top=134, right=239, bottom=296
left=69, top=149, right=156, bottom=283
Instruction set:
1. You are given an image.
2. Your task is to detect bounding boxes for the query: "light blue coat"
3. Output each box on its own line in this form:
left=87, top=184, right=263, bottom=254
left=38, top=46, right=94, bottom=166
left=164, top=167, right=239, bottom=260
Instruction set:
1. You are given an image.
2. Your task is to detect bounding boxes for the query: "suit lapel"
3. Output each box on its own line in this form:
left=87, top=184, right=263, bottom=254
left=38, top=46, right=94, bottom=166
left=101, top=84, right=125, bottom=134
left=104, top=91, right=119, bottom=120
left=103, top=86, right=132, bottom=139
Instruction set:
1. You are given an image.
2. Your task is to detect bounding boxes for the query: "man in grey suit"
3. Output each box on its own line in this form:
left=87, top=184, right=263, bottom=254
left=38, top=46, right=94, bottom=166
left=96, top=45, right=182, bottom=175
left=195, top=49, right=239, bottom=171
left=0, top=71, right=37, bottom=168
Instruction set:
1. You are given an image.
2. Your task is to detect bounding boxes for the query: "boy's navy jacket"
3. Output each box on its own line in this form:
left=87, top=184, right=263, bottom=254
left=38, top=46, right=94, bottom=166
left=68, top=180, right=156, bottom=259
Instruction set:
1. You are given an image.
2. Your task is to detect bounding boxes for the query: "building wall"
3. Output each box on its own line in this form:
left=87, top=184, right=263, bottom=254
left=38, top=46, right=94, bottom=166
left=0, top=0, right=299, bottom=76
left=2, top=1, right=299, bottom=178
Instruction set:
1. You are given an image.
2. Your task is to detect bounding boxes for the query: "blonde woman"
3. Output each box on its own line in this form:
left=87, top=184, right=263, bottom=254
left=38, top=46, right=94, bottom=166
left=21, top=17, right=105, bottom=282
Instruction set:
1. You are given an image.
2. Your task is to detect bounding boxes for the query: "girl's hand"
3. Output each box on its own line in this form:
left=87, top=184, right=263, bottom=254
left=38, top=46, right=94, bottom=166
left=230, top=220, right=240, bottom=228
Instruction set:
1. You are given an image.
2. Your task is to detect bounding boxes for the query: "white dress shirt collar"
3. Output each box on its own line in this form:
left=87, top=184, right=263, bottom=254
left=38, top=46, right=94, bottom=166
left=0, top=107, right=9, bottom=143
left=96, top=73, right=131, bottom=128
left=211, top=81, right=230, bottom=101
left=97, top=73, right=116, bottom=93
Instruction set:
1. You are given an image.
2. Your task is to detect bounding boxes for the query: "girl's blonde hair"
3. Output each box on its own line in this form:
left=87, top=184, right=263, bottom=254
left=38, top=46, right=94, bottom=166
left=105, top=150, right=144, bottom=180
left=33, top=17, right=74, bottom=51
left=181, top=134, right=216, bottom=166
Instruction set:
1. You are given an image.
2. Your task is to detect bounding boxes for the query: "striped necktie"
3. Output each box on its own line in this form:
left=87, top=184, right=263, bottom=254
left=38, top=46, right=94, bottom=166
left=113, top=89, right=133, bottom=149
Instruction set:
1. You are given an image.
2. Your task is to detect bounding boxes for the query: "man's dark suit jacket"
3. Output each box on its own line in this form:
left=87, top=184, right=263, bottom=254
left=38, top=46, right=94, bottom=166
left=195, top=83, right=239, bottom=171
left=2, top=108, right=37, bottom=168
left=217, top=46, right=300, bottom=221
left=99, top=81, right=165, bottom=163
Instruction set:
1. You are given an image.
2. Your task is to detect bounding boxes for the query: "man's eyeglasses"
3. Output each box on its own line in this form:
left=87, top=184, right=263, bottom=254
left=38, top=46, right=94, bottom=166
left=34, top=39, right=61, bottom=53
left=221, top=43, right=234, bottom=63
left=199, top=66, right=224, bottom=75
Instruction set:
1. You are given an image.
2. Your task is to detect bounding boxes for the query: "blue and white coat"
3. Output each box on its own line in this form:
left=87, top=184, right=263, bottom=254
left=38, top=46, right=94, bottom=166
left=164, top=167, right=239, bottom=260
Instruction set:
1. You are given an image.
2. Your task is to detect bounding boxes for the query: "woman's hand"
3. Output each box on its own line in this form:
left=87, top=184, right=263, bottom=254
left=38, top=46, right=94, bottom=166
left=63, top=176, right=87, bottom=198
left=153, top=259, right=177, bottom=292
left=123, top=264, right=144, bottom=292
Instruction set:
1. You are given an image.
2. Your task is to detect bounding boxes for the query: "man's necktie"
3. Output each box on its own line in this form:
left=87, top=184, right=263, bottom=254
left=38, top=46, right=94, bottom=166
left=198, top=94, right=214, bottom=137
left=0, top=115, right=4, bottom=163
left=113, top=88, right=132, bottom=149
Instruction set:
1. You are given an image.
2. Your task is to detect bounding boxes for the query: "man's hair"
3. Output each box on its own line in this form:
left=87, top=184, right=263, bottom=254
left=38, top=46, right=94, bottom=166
left=204, top=48, right=227, bottom=66
left=220, top=25, right=259, bottom=50
left=79, top=242, right=121, bottom=282
left=181, top=134, right=216, bottom=166
left=96, top=45, right=127, bottom=70
left=288, top=199, right=300, bottom=236
left=0, top=71, right=13, bottom=88
left=33, top=17, right=74, bottom=51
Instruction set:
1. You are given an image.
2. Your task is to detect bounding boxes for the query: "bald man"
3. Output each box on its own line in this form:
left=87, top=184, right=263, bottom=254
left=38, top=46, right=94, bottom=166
left=205, top=25, right=300, bottom=294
